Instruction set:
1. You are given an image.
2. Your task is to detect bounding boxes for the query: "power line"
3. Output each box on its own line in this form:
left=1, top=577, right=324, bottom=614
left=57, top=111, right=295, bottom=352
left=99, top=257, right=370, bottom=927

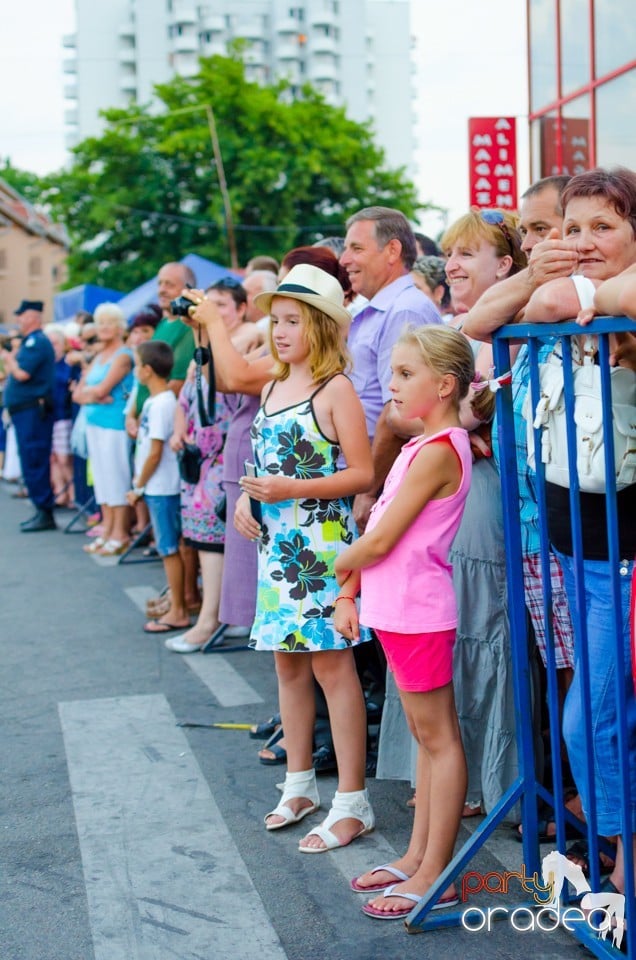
left=114, top=204, right=343, bottom=234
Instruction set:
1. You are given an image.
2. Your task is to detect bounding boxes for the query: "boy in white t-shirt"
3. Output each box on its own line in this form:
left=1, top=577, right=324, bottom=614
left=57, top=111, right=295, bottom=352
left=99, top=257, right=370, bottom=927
left=127, top=341, right=189, bottom=634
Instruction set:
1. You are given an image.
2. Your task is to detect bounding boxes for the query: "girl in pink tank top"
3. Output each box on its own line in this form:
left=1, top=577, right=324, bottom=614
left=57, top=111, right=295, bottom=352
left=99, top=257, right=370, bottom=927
left=333, top=325, right=476, bottom=920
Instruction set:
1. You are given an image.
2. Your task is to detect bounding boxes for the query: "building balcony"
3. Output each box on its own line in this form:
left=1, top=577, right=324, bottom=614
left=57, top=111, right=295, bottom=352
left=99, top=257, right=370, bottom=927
left=62, top=57, right=77, bottom=74
left=168, top=2, right=196, bottom=26
left=174, top=56, right=199, bottom=78
left=245, top=64, right=269, bottom=85
left=199, top=14, right=225, bottom=33
left=64, top=107, right=78, bottom=126
left=276, top=16, right=298, bottom=36
left=236, top=19, right=266, bottom=41
left=277, top=42, right=302, bottom=62
left=310, top=35, right=337, bottom=56
left=119, top=43, right=136, bottom=65
left=65, top=130, right=79, bottom=150
left=308, top=59, right=338, bottom=83
left=170, top=32, right=198, bottom=54
left=63, top=83, right=78, bottom=100
left=120, top=73, right=137, bottom=95
left=278, top=69, right=302, bottom=87
left=310, top=9, right=337, bottom=29
left=244, top=43, right=267, bottom=67
left=117, top=18, right=135, bottom=38
left=62, top=33, right=76, bottom=48
left=200, top=38, right=226, bottom=56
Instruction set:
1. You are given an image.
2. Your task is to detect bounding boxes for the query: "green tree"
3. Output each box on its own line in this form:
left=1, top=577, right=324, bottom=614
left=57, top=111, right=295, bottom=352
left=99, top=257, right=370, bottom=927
left=1, top=159, right=43, bottom=205
left=40, top=54, right=427, bottom=289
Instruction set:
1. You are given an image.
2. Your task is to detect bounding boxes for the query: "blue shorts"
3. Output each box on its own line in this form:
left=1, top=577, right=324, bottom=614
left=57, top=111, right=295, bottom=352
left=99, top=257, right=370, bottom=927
left=145, top=494, right=181, bottom=557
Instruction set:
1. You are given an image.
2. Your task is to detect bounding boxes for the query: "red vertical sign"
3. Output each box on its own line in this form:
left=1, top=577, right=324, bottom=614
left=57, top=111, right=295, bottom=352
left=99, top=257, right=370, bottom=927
left=540, top=117, right=590, bottom=177
left=468, top=117, right=518, bottom=210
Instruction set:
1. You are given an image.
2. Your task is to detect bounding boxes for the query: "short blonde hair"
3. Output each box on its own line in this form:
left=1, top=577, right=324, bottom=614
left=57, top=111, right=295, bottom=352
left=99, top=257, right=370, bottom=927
left=269, top=301, right=350, bottom=383
left=94, top=302, right=127, bottom=331
left=441, top=209, right=527, bottom=275
left=396, top=324, right=475, bottom=406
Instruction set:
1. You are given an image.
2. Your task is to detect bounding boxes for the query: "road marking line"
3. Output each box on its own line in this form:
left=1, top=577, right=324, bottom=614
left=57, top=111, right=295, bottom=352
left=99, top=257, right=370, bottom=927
left=59, top=694, right=288, bottom=960
left=124, top=585, right=161, bottom=613
left=185, top=654, right=264, bottom=707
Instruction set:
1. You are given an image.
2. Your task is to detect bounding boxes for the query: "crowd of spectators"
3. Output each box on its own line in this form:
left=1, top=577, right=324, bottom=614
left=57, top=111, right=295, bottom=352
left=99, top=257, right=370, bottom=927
left=2, top=170, right=636, bottom=924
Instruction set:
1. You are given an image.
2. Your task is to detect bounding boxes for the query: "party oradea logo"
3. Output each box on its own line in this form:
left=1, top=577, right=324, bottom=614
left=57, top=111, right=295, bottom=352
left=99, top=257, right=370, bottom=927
left=460, top=850, right=625, bottom=949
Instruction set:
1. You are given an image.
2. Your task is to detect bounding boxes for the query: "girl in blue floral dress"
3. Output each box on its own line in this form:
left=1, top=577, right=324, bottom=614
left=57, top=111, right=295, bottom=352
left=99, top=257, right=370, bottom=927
left=235, top=264, right=376, bottom=853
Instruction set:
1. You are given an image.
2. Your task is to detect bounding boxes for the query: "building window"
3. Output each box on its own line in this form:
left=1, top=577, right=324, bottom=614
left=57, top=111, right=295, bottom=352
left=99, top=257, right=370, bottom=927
left=596, top=69, right=636, bottom=167
left=29, top=255, right=42, bottom=277
left=595, top=0, right=636, bottom=78
left=559, top=0, right=589, bottom=96
left=529, top=0, right=557, bottom=112
left=0, top=249, right=6, bottom=272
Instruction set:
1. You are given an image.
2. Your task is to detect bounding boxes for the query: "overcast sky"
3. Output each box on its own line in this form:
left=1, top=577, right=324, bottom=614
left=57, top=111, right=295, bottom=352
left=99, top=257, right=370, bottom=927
left=0, top=0, right=528, bottom=236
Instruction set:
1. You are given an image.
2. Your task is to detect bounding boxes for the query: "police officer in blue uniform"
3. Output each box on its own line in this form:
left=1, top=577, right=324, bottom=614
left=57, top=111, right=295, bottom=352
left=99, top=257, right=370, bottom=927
left=1, top=300, right=56, bottom=531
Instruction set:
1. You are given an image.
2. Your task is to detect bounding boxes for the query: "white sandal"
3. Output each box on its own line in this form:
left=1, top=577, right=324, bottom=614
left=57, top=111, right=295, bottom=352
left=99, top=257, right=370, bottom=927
left=264, top=769, right=320, bottom=831
left=298, top=788, right=375, bottom=853
left=83, top=536, right=105, bottom=554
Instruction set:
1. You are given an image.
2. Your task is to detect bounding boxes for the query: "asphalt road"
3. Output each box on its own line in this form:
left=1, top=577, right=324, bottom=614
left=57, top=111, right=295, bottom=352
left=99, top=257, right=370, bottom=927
left=0, top=482, right=583, bottom=960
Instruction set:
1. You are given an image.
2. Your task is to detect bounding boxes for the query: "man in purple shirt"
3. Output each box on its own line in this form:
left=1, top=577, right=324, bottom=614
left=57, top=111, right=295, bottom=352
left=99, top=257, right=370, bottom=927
left=341, top=206, right=440, bottom=530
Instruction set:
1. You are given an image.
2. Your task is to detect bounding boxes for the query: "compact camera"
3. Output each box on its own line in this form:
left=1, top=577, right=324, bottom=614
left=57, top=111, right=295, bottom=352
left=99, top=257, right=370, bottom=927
left=169, top=295, right=196, bottom=318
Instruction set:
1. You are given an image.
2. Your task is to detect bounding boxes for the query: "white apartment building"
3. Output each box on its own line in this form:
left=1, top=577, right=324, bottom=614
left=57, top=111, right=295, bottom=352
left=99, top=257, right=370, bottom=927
left=62, top=0, right=416, bottom=174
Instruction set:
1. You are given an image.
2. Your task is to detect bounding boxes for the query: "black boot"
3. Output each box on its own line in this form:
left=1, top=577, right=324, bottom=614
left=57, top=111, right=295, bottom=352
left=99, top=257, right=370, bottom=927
left=20, top=509, right=56, bottom=532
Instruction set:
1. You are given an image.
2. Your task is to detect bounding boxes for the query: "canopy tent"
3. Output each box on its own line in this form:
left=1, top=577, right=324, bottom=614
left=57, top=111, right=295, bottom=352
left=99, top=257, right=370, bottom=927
left=114, top=253, right=241, bottom=321
left=54, top=284, right=124, bottom=324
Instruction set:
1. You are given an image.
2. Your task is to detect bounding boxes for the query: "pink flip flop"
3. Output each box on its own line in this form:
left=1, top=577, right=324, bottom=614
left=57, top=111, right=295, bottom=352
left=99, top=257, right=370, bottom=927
left=350, top=863, right=411, bottom=893
left=361, top=884, right=459, bottom=920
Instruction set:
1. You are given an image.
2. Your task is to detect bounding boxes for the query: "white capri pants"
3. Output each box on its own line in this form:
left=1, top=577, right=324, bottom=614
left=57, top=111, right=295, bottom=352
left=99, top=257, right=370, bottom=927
left=85, top=424, right=131, bottom=506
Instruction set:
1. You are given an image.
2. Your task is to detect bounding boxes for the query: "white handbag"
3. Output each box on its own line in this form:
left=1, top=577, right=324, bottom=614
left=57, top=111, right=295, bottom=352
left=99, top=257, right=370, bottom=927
left=524, top=276, right=636, bottom=493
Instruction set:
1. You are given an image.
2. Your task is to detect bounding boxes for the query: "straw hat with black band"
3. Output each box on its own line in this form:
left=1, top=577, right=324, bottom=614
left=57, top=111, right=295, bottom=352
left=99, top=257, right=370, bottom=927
left=254, top=264, right=350, bottom=329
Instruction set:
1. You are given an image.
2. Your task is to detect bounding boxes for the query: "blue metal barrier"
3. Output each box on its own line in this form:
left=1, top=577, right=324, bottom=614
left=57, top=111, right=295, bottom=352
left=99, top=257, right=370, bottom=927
left=406, top=316, right=635, bottom=957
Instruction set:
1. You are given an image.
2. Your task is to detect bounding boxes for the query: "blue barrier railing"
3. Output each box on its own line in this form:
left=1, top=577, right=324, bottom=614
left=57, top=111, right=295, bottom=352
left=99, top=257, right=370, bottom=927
left=406, top=316, right=635, bottom=957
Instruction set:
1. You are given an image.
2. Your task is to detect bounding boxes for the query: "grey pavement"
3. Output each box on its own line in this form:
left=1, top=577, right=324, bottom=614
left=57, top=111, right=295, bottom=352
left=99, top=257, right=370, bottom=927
left=0, top=482, right=583, bottom=959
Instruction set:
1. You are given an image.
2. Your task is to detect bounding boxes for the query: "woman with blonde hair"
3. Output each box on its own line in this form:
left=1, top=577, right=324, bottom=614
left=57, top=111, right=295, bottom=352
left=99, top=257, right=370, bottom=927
left=73, top=302, right=134, bottom=555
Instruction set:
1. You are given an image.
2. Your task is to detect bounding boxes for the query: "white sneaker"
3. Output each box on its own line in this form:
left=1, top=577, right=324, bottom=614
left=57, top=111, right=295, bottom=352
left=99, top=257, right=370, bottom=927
left=223, top=624, right=251, bottom=639
left=164, top=634, right=202, bottom=654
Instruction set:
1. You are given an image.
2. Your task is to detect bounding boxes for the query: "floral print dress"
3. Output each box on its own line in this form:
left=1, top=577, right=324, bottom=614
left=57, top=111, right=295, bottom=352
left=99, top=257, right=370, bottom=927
left=249, top=378, right=369, bottom=653
left=178, top=376, right=238, bottom=548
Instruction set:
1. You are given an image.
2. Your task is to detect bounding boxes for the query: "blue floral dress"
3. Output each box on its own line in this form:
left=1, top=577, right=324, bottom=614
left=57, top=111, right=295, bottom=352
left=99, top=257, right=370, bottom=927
left=249, top=378, right=369, bottom=653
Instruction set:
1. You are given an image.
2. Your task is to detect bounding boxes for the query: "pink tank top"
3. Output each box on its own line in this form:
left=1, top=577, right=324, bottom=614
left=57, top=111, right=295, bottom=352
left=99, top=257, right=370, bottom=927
left=360, top=427, right=472, bottom=633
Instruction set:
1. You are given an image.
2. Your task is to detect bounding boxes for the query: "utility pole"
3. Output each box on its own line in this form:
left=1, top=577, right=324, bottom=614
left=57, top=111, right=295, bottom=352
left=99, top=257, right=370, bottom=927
left=204, top=103, right=238, bottom=270
left=116, top=103, right=239, bottom=270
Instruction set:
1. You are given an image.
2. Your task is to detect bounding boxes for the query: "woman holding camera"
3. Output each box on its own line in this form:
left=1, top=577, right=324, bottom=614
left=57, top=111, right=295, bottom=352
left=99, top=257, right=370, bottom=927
left=164, top=279, right=247, bottom=653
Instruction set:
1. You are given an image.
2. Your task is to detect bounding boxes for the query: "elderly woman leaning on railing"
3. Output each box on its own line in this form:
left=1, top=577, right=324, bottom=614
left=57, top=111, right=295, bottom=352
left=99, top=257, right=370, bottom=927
left=520, top=168, right=636, bottom=913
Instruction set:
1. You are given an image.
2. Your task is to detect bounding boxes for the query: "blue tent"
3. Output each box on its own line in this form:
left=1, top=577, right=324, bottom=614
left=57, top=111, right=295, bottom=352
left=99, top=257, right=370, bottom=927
left=115, top=253, right=241, bottom=321
left=54, top=284, right=124, bottom=323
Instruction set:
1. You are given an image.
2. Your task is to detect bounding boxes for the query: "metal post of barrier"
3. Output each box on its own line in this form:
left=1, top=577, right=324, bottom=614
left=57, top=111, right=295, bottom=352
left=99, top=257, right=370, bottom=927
left=406, top=316, right=635, bottom=954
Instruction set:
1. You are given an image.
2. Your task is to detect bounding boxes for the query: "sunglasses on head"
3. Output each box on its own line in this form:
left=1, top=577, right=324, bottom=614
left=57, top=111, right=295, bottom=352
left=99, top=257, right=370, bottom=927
left=214, top=276, right=243, bottom=289
left=479, top=209, right=517, bottom=256
left=83, top=335, right=98, bottom=345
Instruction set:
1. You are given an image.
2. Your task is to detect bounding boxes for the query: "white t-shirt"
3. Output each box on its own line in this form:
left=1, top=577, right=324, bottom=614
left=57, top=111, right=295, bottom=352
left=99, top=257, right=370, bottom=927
left=135, top=390, right=180, bottom=496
